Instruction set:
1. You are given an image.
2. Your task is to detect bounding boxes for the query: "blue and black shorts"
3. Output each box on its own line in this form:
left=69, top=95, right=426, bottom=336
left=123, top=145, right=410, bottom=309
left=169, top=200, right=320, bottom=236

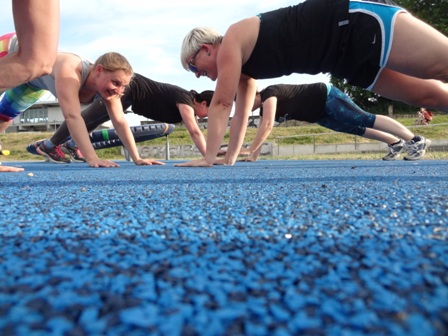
left=333, top=0, right=406, bottom=89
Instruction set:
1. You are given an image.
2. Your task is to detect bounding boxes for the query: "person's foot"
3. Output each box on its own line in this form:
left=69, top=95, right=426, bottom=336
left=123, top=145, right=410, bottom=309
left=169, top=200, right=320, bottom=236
left=36, top=142, right=71, bottom=164
left=382, top=139, right=405, bottom=161
left=404, top=137, right=431, bottom=161
left=62, top=141, right=86, bottom=162
left=26, top=140, right=45, bottom=155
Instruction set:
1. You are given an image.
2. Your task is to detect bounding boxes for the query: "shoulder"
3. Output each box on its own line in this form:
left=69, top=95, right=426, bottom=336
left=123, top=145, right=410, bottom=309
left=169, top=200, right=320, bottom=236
left=55, top=52, right=84, bottom=66
left=53, top=53, right=84, bottom=78
left=224, top=17, right=260, bottom=63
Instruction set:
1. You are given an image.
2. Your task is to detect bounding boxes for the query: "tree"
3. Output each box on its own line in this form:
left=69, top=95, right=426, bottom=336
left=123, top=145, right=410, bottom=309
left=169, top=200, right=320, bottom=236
left=330, top=0, right=447, bottom=115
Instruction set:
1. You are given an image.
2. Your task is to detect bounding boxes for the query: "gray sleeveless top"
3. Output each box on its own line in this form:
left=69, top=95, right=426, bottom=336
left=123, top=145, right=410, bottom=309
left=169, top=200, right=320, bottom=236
left=28, top=55, right=92, bottom=97
left=9, top=34, right=93, bottom=98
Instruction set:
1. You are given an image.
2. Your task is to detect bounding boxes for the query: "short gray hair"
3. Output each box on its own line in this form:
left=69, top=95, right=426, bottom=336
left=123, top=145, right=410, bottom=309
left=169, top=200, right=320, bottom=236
left=180, top=27, right=223, bottom=71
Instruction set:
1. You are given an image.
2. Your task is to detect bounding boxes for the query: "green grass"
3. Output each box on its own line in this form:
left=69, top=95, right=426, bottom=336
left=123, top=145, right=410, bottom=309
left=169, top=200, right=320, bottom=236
left=1, top=115, right=448, bottom=162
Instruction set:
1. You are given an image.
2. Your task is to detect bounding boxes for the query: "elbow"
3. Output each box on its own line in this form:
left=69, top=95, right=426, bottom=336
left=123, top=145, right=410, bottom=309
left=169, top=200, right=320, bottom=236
left=262, top=122, right=274, bottom=132
left=188, top=129, right=202, bottom=138
left=62, top=110, right=77, bottom=120
left=214, top=98, right=234, bottom=110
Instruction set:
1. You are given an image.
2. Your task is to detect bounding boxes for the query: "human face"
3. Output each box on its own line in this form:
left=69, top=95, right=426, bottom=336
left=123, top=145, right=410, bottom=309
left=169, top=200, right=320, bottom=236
left=193, top=100, right=209, bottom=119
left=188, top=48, right=201, bottom=74
left=96, top=68, right=132, bottom=100
left=187, top=47, right=216, bottom=80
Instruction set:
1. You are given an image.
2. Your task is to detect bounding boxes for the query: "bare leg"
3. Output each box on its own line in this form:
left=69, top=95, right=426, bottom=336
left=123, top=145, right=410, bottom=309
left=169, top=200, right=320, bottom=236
left=372, top=69, right=448, bottom=113
left=0, top=126, right=24, bottom=171
left=0, top=0, right=59, bottom=172
left=0, top=0, right=60, bottom=91
left=363, top=128, right=400, bottom=144
left=0, top=120, right=12, bottom=133
left=369, top=115, right=415, bottom=142
left=370, top=12, right=448, bottom=113
left=0, top=120, right=14, bottom=171
left=363, top=113, right=415, bottom=145
left=387, top=12, right=448, bottom=81
left=364, top=116, right=425, bottom=161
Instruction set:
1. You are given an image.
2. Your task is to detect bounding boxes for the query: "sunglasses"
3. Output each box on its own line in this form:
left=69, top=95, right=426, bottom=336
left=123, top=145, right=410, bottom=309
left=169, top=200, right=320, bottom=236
left=188, top=48, right=201, bottom=73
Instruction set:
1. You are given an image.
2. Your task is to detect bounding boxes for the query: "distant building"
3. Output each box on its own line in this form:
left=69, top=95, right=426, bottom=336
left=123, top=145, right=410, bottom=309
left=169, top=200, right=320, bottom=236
left=6, top=100, right=65, bottom=133
left=5, top=100, right=140, bottom=133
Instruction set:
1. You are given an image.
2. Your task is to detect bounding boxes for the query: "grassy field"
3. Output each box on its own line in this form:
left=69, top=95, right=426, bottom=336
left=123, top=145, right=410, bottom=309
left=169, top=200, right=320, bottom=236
left=1, top=114, right=448, bottom=162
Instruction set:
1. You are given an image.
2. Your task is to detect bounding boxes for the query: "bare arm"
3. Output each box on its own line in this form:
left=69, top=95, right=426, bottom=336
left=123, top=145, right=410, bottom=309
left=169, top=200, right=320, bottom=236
left=223, top=77, right=258, bottom=165
left=178, top=103, right=207, bottom=156
left=244, top=96, right=277, bottom=161
left=0, top=165, right=24, bottom=173
left=175, top=17, right=260, bottom=167
left=0, top=0, right=59, bottom=91
left=175, top=50, right=240, bottom=167
left=54, top=59, right=117, bottom=168
left=203, top=71, right=240, bottom=165
left=105, top=98, right=164, bottom=166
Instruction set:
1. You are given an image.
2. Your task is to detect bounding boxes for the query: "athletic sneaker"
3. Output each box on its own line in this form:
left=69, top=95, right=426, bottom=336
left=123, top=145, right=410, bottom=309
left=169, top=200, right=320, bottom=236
left=404, top=137, right=431, bottom=161
left=382, top=139, right=405, bottom=161
left=62, top=141, right=86, bottom=162
left=36, top=142, right=71, bottom=164
left=26, top=140, right=45, bottom=155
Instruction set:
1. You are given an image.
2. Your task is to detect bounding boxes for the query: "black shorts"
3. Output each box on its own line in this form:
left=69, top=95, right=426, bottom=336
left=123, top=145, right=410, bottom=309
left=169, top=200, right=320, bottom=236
left=333, top=1, right=405, bottom=89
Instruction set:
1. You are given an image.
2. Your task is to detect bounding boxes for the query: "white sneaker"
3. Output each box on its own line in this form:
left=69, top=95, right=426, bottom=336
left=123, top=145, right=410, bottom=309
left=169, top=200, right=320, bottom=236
left=404, top=137, right=431, bottom=161
left=382, top=139, right=405, bottom=161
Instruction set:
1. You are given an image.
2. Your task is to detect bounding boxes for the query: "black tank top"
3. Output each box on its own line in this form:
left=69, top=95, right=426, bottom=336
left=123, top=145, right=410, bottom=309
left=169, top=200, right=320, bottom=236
left=123, top=73, right=194, bottom=123
left=241, top=0, right=349, bottom=79
left=259, top=83, right=327, bottom=123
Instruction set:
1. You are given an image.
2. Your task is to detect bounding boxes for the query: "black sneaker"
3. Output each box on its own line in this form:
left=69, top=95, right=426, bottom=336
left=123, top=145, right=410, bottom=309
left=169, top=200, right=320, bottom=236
left=62, top=141, right=86, bottom=162
left=36, top=142, right=71, bottom=164
left=382, top=139, right=405, bottom=161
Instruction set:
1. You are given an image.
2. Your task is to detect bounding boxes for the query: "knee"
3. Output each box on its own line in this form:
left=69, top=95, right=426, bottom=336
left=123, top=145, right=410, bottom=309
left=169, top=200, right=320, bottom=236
left=411, top=81, right=448, bottom=110
left=36, top=59, right=54, bottom=77
left=16, top=48, right=56, bottom=81
left=24, top=57, right=55, bottom=80
left=427, top=64, right=448, bottom=83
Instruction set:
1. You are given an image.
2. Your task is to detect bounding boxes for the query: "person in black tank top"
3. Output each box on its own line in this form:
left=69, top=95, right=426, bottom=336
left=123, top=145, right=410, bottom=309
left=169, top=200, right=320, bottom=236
left=178, top=0, right=448, bottom=167
left=29, top=73, right=214, bottom=159
left=236, top=83, right=429, bottom=162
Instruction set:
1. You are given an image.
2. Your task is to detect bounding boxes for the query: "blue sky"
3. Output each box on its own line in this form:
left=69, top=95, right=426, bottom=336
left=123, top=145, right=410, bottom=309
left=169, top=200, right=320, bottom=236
left=1, top=1, right=329, bottom=122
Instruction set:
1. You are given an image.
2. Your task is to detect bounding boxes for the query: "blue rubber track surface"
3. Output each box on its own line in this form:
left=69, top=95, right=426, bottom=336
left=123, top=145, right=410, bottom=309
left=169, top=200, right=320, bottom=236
left=1, top=160, right=447, bottom=335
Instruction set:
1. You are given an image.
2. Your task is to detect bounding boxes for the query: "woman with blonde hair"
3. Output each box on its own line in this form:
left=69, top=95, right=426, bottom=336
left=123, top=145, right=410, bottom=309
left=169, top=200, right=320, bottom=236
left=0, top=33, right=164, bottom=171
left=179, top=0, right=448, bottom=167
left=27, top=75, right=215, bottom=163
